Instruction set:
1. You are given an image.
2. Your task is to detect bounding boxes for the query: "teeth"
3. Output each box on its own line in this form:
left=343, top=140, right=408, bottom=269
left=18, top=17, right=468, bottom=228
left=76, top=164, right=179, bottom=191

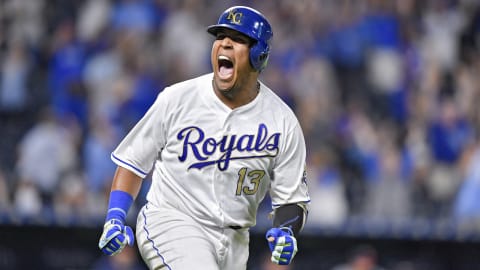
left=218, top=55, right=231, bottom=61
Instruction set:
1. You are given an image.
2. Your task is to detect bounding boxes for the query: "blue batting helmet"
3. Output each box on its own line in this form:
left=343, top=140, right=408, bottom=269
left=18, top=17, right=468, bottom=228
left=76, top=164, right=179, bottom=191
left=207, top=6, right=273, bottom=71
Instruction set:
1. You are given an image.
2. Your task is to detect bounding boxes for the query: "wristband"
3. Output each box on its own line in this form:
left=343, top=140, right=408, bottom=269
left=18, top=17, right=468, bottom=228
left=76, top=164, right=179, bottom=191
left=273, top=204, right=306, bottom=236
left=105, top=190, right=134, bottom=223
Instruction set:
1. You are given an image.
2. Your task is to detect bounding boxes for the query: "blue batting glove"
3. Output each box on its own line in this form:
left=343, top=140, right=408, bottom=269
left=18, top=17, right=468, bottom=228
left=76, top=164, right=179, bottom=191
left=98, top=219, right=134, bottom=256
left=265, top=227, right=298, bottom=265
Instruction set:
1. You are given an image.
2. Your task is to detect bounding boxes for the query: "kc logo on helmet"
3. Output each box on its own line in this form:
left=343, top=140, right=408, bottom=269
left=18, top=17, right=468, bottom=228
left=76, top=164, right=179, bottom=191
left=227, top=10, right=243, bottom=24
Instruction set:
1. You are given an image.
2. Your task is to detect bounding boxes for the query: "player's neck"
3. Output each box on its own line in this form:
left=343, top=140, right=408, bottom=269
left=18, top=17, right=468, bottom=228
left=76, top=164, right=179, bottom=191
left=213, top=80, right=260, bottom=109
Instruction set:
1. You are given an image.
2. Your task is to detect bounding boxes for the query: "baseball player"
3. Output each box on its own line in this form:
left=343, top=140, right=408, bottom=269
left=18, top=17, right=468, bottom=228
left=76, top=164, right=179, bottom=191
left=98, top=6, right=310, bottom=270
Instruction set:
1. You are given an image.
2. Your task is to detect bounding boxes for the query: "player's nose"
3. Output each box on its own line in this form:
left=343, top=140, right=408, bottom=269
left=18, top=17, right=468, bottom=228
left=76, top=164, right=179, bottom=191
left=220, top=36, right=233, bottom=48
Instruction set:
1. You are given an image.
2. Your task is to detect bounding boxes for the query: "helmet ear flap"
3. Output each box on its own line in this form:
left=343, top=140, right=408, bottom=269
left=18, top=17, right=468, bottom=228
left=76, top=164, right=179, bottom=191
left=250, top=41, right=270, bottom=71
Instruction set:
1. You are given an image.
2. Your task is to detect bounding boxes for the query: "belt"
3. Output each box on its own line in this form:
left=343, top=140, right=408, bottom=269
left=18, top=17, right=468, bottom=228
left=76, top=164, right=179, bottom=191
left=228, top=225, right=242, bottom=230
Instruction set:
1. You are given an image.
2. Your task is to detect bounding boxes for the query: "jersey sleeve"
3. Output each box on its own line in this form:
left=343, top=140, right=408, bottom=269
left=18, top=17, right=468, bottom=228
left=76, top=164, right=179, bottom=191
left=269, top=121, right=310, bottom=208
left=111, top=93, right=167, bottom=178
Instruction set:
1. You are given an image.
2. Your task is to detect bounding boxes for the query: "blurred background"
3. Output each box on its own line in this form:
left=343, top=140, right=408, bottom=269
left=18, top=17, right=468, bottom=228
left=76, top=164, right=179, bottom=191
left=1, top=0, right=480, bottom=269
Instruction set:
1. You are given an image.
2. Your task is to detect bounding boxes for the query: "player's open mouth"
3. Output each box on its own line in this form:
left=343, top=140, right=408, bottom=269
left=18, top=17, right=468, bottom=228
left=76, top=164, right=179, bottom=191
left=218, top=55, right=234, bottom=80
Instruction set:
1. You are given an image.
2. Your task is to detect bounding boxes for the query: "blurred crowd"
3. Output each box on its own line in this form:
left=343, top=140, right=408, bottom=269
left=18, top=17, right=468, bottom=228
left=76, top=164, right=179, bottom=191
left=1, top=0, right=480, bottom=239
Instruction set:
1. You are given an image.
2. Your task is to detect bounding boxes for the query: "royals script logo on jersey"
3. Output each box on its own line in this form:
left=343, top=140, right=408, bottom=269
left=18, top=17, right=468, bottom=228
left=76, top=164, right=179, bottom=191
left=177, top=123, right=280, bottom=171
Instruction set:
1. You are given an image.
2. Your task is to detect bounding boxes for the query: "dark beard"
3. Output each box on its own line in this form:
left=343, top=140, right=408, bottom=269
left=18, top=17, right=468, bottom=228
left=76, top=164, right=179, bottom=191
left=212, top=79, right=238, bottom=100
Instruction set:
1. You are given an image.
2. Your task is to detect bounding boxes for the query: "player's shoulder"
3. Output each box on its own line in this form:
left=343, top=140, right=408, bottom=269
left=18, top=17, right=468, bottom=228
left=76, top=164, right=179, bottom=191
left=259, top=82, right=298, bottom=121
left=167, top=73, right=212, bottom=91
left=159, top=73, right=212, bottom=99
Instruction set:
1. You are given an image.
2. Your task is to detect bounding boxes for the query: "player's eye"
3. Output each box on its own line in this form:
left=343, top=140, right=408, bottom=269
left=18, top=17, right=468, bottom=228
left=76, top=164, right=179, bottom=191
left=216, top=33, right=226, bottom=40
left=231, top=36, right=250, bottom=44
left=216, top=33, right=251, bottom=45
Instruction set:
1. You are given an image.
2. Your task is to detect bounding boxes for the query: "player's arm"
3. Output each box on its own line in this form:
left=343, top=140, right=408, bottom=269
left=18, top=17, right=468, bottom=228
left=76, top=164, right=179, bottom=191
left=98, top=166, right=143, bottom=256
left=111, top=166, right=143, bottom=196
left=272, top=202, right=308, bottom=236
left=265, top=203, right=308, bottom=265
left=266, top=119, right=309, bottom=265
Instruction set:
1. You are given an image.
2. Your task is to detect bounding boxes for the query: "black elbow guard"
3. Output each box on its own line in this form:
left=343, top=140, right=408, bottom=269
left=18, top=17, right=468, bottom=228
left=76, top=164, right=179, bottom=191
left=273, top=203, right=307, bottom=236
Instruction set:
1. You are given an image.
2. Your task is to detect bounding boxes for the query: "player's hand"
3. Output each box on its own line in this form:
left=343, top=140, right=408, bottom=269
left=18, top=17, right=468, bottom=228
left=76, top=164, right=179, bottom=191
left=265, top=227, right=298, bottom=265
left=98, top=219, right=134, bottom=256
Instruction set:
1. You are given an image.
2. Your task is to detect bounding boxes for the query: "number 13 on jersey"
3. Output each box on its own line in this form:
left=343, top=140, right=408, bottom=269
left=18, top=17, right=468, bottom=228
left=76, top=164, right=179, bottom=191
left=235, top=167, right=265, bottom=196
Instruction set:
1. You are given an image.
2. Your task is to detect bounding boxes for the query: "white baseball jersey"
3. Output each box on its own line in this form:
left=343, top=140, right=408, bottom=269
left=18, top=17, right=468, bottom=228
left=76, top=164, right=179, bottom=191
left=111, top=72, right=310, bottom=229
